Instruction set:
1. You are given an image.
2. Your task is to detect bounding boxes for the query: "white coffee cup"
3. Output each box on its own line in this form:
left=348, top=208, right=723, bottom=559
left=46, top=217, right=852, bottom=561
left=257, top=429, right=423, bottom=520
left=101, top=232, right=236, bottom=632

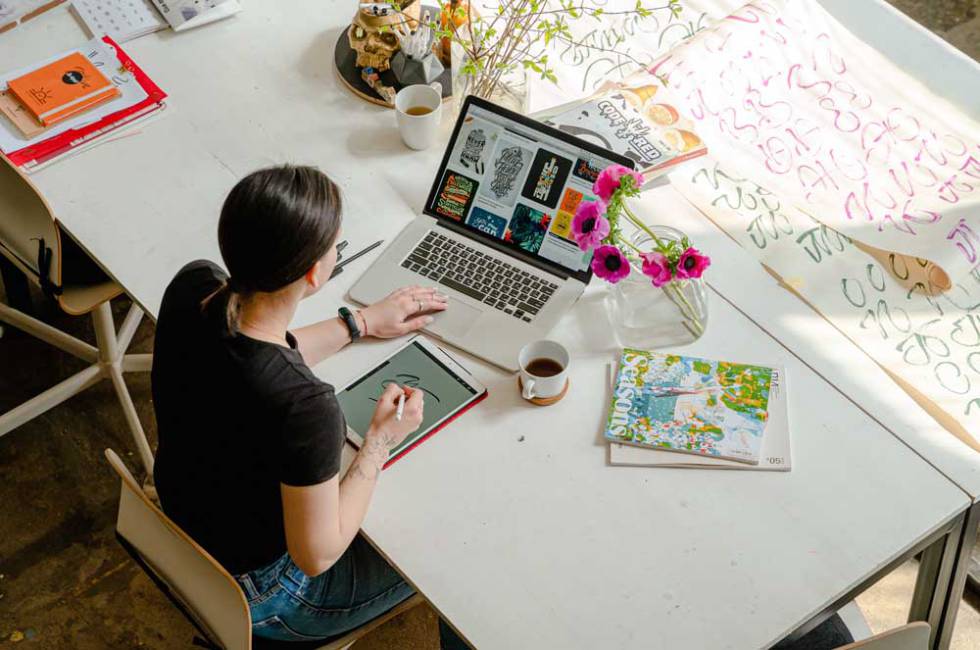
left=519, top=340, right=570, bottom=402
left=395, top=82, right=443, bottom=151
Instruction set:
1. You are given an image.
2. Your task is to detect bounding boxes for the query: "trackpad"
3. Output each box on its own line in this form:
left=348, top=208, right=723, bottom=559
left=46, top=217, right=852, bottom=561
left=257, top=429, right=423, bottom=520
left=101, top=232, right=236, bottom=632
left=429, top=298, right=480, bottom=337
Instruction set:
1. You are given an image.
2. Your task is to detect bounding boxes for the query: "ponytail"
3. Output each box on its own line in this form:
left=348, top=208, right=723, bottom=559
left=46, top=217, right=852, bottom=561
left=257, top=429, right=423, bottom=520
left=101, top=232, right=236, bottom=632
left=201, top=279, right=246, bottom=337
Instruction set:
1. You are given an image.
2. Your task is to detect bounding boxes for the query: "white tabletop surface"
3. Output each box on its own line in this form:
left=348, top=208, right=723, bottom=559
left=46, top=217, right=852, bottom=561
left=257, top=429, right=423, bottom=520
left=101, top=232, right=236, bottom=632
left=0, top=2, right=972, bottom=648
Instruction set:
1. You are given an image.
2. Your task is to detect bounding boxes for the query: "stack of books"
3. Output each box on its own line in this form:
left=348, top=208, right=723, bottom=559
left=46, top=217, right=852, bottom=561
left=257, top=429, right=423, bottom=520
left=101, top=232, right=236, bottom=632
left=0, top=36, right=167, bottom=171
left=603, top=349, right=791, bottom=471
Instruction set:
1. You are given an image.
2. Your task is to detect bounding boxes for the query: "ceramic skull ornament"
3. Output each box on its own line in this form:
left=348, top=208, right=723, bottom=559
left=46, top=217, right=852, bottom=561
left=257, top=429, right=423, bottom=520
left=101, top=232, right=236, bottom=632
left=348, top=0, right=421, bottom=72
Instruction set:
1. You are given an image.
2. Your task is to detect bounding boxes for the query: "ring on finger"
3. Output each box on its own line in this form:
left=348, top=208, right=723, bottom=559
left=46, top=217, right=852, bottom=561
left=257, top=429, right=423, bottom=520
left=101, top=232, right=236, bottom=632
left=416, top=298, right=425, bottom=313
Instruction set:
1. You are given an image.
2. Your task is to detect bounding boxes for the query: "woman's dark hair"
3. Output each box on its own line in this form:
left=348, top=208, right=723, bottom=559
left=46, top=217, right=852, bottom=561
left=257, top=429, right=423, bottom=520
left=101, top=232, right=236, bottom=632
left=203, top=165, right=343, bottom=335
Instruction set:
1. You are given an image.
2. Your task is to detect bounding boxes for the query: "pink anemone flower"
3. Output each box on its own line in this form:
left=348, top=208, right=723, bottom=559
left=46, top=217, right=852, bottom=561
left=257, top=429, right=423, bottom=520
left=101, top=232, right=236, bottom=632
left=675, top=247, right=711, bottom=279
left=591, top=245, right=631, bottom=283
left=570, top=200, right=610, bottom=251
left=640, top=251, right=673, bottom=287
left=593, top=164, right=644, bottom=202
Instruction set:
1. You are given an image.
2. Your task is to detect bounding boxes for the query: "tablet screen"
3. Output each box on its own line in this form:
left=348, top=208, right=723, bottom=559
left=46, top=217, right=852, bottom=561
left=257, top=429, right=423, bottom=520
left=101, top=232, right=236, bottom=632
left=336, top=340, right=479, bottom=458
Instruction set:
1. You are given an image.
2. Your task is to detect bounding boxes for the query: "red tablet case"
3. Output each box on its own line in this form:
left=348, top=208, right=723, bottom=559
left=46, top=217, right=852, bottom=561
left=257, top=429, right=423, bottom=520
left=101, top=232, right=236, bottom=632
left=346, top=388, right=489, bottom=470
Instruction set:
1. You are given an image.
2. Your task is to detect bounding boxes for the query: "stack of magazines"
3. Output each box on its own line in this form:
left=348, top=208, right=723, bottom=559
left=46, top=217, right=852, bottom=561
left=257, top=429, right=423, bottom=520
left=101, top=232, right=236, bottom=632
left=0, top=36, right=167, bottom=171
left=533, top=69, right=707, bottom=184
left=603, top=348, right=791, bottom=471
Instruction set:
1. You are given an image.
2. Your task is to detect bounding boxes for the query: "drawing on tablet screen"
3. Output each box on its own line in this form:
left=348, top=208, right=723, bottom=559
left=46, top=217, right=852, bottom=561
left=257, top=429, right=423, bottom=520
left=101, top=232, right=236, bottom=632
left=369, top=374, right=443, bottom=403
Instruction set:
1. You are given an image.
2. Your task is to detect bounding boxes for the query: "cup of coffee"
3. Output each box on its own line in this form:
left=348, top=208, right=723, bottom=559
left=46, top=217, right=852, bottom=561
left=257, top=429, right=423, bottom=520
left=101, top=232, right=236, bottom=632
left=395, top=82, right=443, bottom=151
left=518, top=340, right=570, bottom=403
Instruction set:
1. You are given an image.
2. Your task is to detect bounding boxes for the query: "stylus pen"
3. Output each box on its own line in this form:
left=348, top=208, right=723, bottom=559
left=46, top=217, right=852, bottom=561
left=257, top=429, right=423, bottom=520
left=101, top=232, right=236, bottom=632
left=330, top=239, right=384, bottom=279
left=395, top=392, right=406, bottom=421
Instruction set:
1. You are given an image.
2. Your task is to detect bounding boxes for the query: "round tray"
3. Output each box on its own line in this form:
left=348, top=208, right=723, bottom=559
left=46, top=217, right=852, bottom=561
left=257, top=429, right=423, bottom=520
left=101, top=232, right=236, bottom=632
left=333, top=24, right=453, bottom=108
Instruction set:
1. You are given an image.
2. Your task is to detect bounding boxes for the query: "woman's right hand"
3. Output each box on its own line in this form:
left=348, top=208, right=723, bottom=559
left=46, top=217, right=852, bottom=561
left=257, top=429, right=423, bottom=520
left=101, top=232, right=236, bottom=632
left=367, top=383, right=424, bottom=450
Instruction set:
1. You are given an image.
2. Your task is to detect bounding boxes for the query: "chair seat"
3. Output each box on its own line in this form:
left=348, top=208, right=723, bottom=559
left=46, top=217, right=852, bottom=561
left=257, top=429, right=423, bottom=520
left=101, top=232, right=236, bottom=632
left=59, top=280, right=124, bottom=316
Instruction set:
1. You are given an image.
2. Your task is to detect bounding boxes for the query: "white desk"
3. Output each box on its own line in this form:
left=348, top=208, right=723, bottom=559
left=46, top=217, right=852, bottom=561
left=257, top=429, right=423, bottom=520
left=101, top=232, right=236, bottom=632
left=0, top=2, right=971, bottom=648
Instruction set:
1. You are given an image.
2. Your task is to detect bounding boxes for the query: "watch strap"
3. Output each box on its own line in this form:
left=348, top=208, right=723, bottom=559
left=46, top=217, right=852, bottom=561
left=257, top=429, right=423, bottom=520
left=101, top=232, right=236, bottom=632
left=338, top=306, right=361, bottom=342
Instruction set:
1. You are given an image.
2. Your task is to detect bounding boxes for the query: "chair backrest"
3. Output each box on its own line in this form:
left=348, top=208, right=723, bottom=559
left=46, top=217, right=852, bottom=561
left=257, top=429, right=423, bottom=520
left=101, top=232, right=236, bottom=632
left=104, top=448, right=252, bottom=650
left=0, top=153, right=60, bottom=283
left=837, top=622, right=930, bottom=650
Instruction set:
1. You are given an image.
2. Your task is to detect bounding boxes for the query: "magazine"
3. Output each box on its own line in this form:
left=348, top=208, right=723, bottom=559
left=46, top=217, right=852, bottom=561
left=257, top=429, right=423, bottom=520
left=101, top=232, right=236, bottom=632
left=609, top=367, right=790, bottom=471
left=603, top=349, right=775, bottom=464
left=534, top=69, right=707, bottom=182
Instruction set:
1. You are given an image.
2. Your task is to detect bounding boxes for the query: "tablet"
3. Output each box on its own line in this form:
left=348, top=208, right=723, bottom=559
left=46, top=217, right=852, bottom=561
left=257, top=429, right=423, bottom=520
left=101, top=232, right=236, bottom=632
left=336, top=336, right=488, bottom=467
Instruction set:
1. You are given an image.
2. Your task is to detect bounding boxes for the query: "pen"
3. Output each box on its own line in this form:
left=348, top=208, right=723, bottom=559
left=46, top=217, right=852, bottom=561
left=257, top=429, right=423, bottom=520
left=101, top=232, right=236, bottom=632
left=395, top=392, right=406, bottom=421
left=330, top=239, right=384, bottom=279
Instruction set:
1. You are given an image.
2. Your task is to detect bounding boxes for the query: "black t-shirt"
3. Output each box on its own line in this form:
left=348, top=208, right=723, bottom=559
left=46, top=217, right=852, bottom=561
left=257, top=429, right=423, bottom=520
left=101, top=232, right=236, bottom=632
left=152, top=261, right=345, bottom=575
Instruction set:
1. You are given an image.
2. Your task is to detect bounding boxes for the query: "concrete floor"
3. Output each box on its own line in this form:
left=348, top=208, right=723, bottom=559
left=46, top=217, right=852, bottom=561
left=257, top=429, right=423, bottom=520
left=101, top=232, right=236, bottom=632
left=1, top=1, right=980, bottom=648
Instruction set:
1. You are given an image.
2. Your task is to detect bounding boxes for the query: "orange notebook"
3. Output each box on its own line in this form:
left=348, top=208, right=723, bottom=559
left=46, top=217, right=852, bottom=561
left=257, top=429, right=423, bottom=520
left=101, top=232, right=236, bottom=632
left=7, top=52, right=120, bottom=127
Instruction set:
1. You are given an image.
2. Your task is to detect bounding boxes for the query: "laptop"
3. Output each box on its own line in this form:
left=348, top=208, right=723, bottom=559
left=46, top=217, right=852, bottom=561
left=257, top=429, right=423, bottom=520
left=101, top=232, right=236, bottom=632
left=349, top=95, right=634, bottom=372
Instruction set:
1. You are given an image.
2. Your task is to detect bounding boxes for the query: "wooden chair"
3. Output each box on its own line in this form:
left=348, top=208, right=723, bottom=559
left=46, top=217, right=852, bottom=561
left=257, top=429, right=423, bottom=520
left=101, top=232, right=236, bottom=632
left=105, top=448, right=425, bottom=649
left=836, top=622, right=930, bottom=650
left=0, top=155, right=153, bottom=474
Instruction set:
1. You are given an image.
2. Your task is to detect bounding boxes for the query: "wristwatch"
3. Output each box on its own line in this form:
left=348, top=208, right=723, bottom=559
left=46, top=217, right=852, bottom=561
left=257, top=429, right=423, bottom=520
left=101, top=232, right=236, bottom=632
left=338, top=307, right=361, bottom=342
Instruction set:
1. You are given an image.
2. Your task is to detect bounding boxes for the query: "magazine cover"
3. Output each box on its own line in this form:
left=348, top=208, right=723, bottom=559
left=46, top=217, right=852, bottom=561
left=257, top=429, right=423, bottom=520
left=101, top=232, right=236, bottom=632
left=604, top=349, right=774, bottom=464
left=608, top=367, right=791, bottom=471
left=537, top=69, right=707, bottom=180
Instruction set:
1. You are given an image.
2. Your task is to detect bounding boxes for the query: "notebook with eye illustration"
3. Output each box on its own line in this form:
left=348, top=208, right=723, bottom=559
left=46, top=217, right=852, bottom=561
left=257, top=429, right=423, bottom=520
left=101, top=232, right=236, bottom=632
left=335, top=336, right=487, bottom=468
left=7, top=51, right=120, bottom=127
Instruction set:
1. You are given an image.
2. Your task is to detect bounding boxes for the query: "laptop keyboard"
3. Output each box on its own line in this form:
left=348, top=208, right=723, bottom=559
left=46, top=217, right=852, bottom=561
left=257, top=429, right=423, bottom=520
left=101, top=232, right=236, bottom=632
left=400, top=231, right=559, bottom=322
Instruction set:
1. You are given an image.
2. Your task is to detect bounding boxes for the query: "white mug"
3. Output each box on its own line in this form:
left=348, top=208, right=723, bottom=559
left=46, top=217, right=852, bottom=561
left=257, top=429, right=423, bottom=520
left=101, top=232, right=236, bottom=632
left=519, top=340, right=570, bottom=401
left=395, top=82, right=443, bottom=151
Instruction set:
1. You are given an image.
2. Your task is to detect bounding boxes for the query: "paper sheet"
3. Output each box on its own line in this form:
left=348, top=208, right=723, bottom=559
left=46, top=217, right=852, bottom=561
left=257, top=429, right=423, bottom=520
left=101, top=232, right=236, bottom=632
left=672, top=157, right=980, bottom=450
left=651, top=0, right=980, bottom=285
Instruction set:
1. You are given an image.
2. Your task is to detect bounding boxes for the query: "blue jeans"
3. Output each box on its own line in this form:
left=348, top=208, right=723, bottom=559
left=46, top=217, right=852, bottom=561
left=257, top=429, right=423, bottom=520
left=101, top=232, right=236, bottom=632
left=235, top=534, right=469, bottom=649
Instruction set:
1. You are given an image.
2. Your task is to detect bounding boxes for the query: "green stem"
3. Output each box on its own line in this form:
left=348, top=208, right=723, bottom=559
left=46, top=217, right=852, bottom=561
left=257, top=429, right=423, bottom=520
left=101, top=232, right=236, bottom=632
left=664, top=281, right=704, bottom=336
left=617, top=237, right=644, bottom=255
left=622, top=203, right=668, bottom=251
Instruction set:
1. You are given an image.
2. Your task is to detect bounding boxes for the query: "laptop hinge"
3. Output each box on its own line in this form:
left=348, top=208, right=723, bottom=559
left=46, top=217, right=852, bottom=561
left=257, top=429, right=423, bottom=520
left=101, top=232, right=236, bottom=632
left=434, top=220, right=571, bottom=281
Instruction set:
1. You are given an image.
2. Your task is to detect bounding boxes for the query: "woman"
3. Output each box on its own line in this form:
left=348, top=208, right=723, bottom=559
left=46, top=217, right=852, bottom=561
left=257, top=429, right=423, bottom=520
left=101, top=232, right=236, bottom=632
left=151, top=165, right=459, bottom=644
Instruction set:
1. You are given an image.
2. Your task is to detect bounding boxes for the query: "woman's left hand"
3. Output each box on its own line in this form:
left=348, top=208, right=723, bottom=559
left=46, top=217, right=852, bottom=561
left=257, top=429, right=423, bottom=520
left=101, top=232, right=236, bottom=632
left=360, top=285, right=449, bottom=339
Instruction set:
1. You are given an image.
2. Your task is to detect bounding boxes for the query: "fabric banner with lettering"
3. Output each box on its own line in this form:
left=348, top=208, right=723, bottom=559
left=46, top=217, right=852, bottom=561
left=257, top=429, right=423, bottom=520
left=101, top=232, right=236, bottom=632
left=651, top=0, right=980, bottom=287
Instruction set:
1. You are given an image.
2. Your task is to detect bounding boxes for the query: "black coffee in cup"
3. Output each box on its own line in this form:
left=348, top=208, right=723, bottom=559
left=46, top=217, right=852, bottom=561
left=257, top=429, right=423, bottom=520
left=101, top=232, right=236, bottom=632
left=525, top=357, right=564, bottom=377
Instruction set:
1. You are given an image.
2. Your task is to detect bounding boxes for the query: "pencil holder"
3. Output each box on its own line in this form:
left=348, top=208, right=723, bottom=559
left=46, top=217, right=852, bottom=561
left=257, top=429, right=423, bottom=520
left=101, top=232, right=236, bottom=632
left=391, top=51, right=444, bottom=86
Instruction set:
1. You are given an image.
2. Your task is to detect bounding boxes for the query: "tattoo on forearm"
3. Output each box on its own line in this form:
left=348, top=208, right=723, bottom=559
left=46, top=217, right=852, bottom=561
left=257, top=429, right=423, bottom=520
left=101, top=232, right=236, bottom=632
left=344, top=433, right=394, bottom=482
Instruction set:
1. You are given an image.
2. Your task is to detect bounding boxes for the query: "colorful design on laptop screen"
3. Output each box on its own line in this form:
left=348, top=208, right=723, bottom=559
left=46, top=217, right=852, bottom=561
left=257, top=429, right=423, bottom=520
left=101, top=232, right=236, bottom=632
left=429, top=103, right=623, bottom=276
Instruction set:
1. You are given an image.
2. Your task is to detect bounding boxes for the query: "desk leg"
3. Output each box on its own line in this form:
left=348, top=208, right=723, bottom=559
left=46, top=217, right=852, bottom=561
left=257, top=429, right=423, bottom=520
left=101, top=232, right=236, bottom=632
left=931, top=502, right=980, bottom=650
left=909, top=510, right=964, bottom=649
left=779, top=512, right=965, bottom=646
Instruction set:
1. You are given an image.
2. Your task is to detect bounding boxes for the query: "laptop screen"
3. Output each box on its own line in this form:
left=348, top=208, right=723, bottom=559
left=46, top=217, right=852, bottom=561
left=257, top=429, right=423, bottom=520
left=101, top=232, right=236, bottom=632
left=423, top=96, right=634, bottom=283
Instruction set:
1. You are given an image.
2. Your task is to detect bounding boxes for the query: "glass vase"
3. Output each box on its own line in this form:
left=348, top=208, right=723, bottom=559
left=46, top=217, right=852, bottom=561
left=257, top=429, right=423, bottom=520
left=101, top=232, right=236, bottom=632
left=450, top=45, right=529, bottom=116
left=607, top=226, right=709, bottom=349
